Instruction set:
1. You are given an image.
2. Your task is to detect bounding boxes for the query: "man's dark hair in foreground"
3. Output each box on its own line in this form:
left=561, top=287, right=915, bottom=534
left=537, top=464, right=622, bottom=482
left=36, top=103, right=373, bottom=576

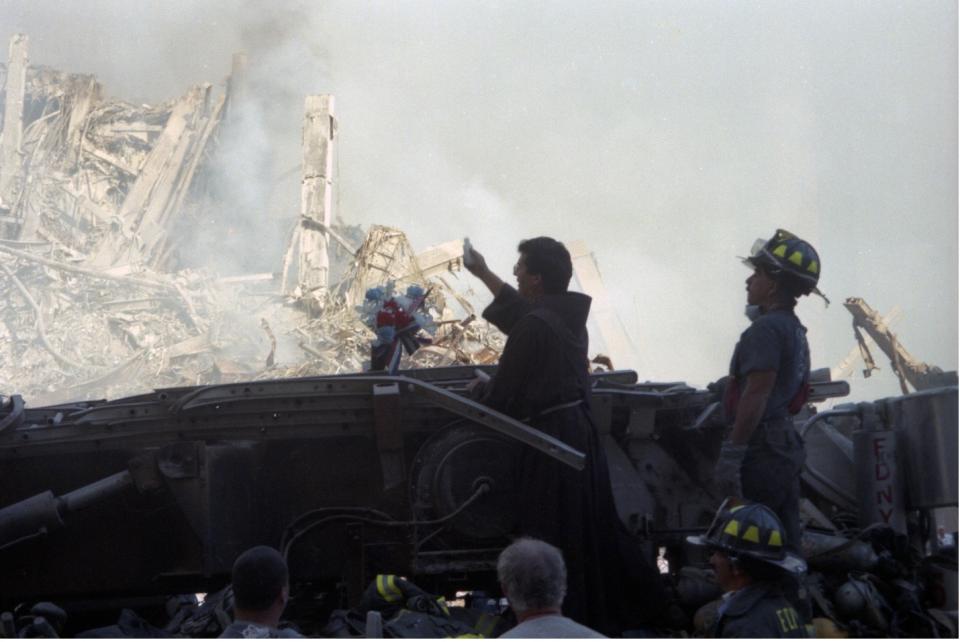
left=516, top=237, right=573, bottom=294
left=233, top=546, right=288, bottom=611
left=219, top=546, right=302, bottom=638
left=497, top=538, right=605, bottom=638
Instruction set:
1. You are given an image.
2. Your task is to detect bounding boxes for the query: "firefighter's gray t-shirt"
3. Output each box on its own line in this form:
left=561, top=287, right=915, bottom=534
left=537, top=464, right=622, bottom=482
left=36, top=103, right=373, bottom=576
left=500, top=614, right=606, bottom=638
left=729, top=310, right=809, bottom=421
left=219, top=621, right=303, bottom=638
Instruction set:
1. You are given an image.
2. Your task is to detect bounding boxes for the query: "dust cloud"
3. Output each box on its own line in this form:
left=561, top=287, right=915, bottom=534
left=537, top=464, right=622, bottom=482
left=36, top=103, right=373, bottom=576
left=1, top=0, right=955, bottom=402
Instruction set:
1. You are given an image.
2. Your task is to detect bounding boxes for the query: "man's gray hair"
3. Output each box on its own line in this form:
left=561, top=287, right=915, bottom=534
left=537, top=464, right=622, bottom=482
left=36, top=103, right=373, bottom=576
left=497, top=537, right=567, bottom=614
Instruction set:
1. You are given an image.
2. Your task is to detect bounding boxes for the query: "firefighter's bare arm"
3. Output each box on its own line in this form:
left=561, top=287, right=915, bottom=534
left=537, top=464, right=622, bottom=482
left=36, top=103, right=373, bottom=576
left=729, top=370, right=777, bottom=445
left=714, top=369, right=778, bottom=496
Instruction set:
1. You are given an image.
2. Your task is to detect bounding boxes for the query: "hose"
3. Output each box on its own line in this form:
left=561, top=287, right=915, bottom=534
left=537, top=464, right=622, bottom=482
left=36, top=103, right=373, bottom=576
left=281, top=482, right=490, bottom=561
left=0, top=395, right=25, bottom=433
left=283, top=506, right=394, bottom=538
left=799, top=407, right=860, bottom=440
left=807, top=522, right=887, bottom=562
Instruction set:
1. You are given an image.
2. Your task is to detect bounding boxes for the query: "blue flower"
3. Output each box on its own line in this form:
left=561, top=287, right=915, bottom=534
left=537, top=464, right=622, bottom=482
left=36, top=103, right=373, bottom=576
left=375, top=325, right=397, bottom=346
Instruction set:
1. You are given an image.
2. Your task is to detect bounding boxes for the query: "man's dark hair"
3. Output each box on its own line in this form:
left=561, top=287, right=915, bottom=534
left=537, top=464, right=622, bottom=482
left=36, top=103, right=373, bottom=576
left=517, top=237, right=573, bottom=294
left=231, top=545, right=289, bottom=611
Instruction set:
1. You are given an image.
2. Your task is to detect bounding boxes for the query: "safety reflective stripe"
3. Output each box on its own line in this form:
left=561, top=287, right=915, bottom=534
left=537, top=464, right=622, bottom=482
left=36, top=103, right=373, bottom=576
left=788, top=250, right=804, bottom=266
left=807, top=259, right=819, bottom=274
left=387, top=575, right=401, bottom=602
left=376, top=574, right=403, bottom=603
left=768, top=530, right=783, bottom=547
left=723, top=520, right=740, bottom=537
left=772, top=244, right=788, bottom=257
left=775, top=607, right=800, bottom=632
left=436, top=595, right=450, bottom=616
left=476, top=614, right=497, bottom=637
left=742, top=525, right=760, bottom=543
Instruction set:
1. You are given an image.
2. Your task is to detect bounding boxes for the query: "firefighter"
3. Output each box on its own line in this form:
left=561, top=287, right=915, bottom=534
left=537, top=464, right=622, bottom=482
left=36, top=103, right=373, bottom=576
left=714, top=229, right=824, bottom=550
left=688, top=499, right=813, bottom=638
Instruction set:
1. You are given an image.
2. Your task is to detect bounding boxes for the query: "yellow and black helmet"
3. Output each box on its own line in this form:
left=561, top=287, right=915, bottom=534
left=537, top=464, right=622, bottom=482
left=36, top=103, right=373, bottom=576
left=742, top=229, right=824, bottom=299
left=687, top=498, right=806, bottom=574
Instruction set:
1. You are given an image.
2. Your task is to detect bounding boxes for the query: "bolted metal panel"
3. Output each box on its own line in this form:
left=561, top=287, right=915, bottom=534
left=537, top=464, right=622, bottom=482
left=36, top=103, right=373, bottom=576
left=885, top=387, right=958, bottom=509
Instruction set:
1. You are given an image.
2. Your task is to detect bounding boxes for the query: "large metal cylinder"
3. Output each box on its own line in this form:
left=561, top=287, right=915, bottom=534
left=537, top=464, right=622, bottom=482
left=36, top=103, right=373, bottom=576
left=883, top=387, right=958, bottom=509
left=0, top=491, right=64, bottom=549
left=0, top=470, right=133, bottom=551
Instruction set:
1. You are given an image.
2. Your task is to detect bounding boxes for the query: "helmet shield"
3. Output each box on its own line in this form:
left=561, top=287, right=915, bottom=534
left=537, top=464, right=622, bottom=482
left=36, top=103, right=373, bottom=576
left=740, top=237, right=777, bottom=270
left=687, top=496, right=743, bottom=544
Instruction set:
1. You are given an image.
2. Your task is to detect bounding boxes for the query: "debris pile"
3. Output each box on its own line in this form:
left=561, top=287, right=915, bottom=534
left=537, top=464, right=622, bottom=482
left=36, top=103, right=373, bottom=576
left=267, top=224, right=504, bottom=379
left=0, top=224, right=504, bottom=406
left=1, top=49, right=223, bottom=268
left=0, top=38, right=504, bottom=406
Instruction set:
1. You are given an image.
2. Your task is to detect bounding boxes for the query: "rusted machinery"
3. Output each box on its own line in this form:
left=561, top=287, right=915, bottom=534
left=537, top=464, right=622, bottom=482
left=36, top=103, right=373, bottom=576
left=0, top=366, right=955, bottom=636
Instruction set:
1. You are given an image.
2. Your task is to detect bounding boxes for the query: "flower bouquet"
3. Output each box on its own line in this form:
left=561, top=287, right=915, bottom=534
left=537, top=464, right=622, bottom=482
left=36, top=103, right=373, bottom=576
left=358, top=283, right=436, bottom=374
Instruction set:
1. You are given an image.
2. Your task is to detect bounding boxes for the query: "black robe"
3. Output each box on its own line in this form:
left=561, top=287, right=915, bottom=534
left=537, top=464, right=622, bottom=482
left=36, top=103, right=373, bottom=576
left=482, top=285, right=629, bottom=635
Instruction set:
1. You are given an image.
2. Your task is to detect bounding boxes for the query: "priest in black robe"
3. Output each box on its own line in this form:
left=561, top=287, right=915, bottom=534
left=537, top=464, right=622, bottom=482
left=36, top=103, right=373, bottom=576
left=464, top=237, right=648, bottom=635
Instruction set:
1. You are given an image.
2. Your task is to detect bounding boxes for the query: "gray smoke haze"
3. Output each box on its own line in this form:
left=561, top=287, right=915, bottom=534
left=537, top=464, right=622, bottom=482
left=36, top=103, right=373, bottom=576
left=2, top=0, right=956, bottom=403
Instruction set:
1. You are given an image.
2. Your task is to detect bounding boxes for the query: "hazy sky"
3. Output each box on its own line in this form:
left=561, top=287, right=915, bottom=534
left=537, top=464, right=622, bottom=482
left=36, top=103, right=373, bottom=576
left=1, top=0, right=956, bottom=403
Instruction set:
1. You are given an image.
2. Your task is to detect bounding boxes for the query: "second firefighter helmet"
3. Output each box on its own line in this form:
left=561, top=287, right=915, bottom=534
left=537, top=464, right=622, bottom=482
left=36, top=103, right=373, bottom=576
left=742, top=228, right=823, bottom=299
left=687, top=497, right=806, bottom=574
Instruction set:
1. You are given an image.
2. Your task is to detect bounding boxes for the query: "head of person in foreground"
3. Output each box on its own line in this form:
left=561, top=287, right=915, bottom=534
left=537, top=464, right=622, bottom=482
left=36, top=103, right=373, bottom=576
left=231, top=545, right=291, bottom=627
left=497, top=537, right=568, bottom=616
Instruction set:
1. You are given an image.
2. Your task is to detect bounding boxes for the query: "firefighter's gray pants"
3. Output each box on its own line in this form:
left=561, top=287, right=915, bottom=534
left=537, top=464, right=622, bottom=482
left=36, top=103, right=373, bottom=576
left=741, top=418, right=806, bottom=552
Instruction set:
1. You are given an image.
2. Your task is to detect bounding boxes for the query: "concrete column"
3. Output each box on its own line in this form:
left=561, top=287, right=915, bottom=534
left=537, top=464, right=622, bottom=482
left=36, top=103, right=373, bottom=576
left=297, top=95, right=336, bottom=311
left=0, top=34, right=28, bottom=208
